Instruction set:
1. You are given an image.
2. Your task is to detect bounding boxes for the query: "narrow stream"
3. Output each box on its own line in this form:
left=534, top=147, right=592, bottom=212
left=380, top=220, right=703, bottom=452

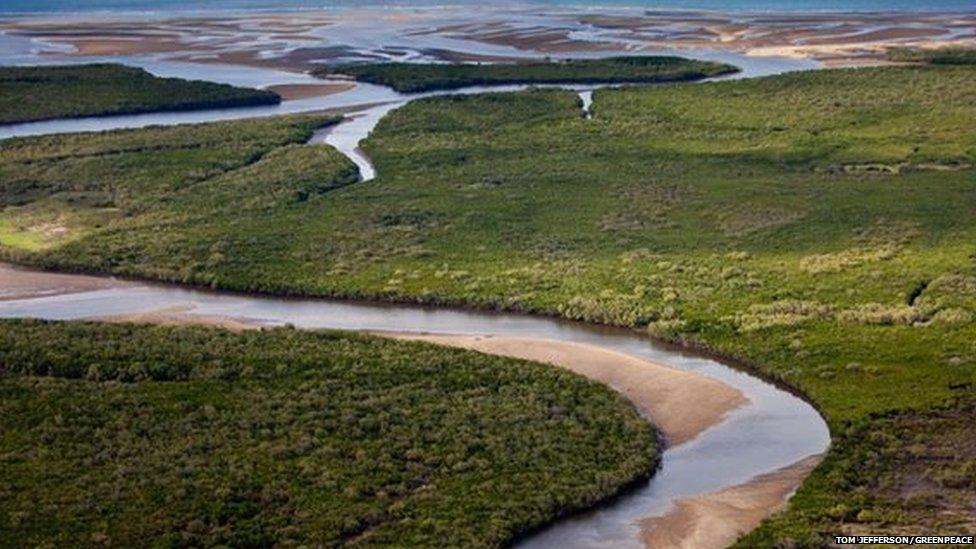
left=0, top=53, right=829, bottom=547
left=305, top=88, right=593, bottom=182
left=579, top=90, right=594, bottom=119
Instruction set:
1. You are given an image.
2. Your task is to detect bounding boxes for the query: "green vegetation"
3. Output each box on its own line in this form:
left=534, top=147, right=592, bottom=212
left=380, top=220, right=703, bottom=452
left=0, top=319, right=656, bottom=547
left=0, top=64, right=280, bottom=125
left=889, top=47, right=976, bottom=65
left=742, top=396, right=976, bottom=545
left=317, top=56, right=737, bottom=93
left=0, top=115, right=355, bottom=255
left=3, top=64, right=976, bottom=544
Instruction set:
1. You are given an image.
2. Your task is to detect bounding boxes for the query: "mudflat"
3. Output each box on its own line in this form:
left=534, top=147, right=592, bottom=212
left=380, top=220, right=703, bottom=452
left=0, top=263, right=130, bottom=301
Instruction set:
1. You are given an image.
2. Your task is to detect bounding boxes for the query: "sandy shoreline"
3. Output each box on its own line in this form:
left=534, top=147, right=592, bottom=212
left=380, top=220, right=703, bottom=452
left=0, top=263, right=131, bottom=301
left=265, top=82, right=355, bottom=100
left=641, top=454, right=824, bottom=549
left=94, top=305, right=258, bottom=331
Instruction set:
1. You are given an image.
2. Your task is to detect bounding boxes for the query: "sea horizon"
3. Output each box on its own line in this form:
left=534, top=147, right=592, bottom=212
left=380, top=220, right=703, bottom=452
left=2, top=0, right=975, bottom=15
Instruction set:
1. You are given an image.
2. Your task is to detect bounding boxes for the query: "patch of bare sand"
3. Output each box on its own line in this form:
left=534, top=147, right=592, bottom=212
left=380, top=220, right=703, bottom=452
left=641, top=454, right=824, bottom=549
left=47, top=37, right=198, bottom=56
left=265, top=82, right=355, bottom=101
left=382, top=333, right=747, bottom=446
left=453, top=27, right=623, bottom=53
left=94, top=305, right=258, bottom=332
left=0, top=263, right=129, bottom=301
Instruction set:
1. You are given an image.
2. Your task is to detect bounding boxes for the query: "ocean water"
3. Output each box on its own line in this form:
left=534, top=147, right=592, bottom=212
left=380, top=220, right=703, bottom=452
left=1, top=0, right=974, bottom=13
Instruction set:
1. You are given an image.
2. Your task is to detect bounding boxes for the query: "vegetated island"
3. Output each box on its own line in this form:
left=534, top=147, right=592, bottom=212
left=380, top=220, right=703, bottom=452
left=0, top=63, right=281, bottom=125
left=0, top=319, right=656, bottom=546
left=315, top=55, right=738, bottom=93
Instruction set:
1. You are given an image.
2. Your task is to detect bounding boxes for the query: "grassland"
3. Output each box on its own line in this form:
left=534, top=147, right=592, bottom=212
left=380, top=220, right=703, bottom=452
left=0, top=64, right=280, bottom=125
left=0, top=114, right=355, bottom=254
left=0, top=319, right=655, bottom=547
left=317, top=56, right=737, bottom=92
left=2, top=64, right=976, bottom=544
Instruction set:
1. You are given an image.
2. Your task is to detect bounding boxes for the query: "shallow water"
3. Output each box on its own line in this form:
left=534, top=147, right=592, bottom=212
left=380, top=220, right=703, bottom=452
left=2, top=0, right=973, bottom=14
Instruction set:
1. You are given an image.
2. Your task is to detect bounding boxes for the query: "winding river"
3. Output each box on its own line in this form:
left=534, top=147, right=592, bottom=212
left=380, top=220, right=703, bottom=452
left=0, top=52, right=830, bottom=547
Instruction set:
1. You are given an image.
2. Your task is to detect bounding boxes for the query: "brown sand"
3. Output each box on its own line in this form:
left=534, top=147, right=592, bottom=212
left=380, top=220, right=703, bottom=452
left=0, top=263, right=130, bottom=301
left=94, top=305, right=257, bottom=332
left=265, top=82, right=355, bottom=100
left=448, top=26, right=622, bottom=53
left=641, top=454, right=824, bottom=549
left=384, top=333, right=747, bottom=446
left=47, top=37, right=197, bottom=56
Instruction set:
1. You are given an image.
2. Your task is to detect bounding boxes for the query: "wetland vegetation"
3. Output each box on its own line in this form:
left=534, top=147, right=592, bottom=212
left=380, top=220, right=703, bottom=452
left=2, top=64, right=975, bottom=545
left=0, top=64, right=280, bottom=125
left=318, top=56, right=737, bottom=92
left=889, top=47, right=976, bottom=65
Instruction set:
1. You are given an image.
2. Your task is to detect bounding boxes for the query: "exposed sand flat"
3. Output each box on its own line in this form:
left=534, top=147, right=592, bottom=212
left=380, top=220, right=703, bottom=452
left=383, top=333, right=748, bottom=447
left=0, top=263, right=130, bottom=301
left=5, top=9, right=973, bottom=70
left=50, top=37, right=195, bottom=56
left=641, top=454, right=824, bottom=549
left=95, top=305, right=256, bottom=331
left=265, top=82, right=355, bottom=100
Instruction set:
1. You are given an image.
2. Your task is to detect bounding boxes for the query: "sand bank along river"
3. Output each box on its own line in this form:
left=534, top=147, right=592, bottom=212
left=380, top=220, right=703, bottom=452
left=0, top=51, right=830, bottom=547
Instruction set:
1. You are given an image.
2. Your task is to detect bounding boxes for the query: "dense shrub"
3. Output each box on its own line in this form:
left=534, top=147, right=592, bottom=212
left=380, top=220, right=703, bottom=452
left=0, top=64, right=280, bottom=124
left=317, top=56, right=737, bottom=92
left=0, top=320, right=657, bottom=547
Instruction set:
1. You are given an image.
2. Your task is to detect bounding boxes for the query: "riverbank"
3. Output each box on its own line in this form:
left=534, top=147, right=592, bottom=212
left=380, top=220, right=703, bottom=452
left=0, top=264, right=749, bottom=448
left=641, top=455, right=824, bottom=549
left=265, top=82, right=355, bottom=100
left=0, top=261, right=829, bottom=547
left=0, top=263, right=131, bottom=300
